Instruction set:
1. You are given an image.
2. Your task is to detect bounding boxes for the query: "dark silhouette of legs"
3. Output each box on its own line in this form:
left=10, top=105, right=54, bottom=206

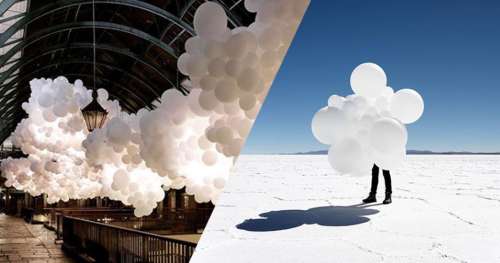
left=362, top=165, right=379, bottom=203
left=363, top=165, right=393, bottom=204
left=382, top=169, right=392, bottom=204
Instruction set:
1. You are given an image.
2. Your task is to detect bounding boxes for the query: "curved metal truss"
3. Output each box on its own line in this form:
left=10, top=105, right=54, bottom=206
left=0, top=0, right=255, bottom=143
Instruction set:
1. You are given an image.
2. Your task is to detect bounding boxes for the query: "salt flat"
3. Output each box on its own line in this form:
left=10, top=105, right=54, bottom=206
left=191, top=155, right=500, bottom=263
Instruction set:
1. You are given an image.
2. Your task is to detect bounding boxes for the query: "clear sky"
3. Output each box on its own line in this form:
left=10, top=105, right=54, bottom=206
left=243, top=0, right=500, bottom=154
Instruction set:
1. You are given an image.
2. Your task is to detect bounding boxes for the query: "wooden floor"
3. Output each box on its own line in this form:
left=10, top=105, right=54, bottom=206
left=0, top=214, right=74, bottom=263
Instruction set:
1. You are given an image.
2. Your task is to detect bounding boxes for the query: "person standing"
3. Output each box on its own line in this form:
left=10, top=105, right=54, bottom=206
left=363, top=164, right=392, bottom=204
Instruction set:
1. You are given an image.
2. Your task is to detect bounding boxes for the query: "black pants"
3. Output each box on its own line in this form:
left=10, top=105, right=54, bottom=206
left=370, top=164, right=392, bottom=195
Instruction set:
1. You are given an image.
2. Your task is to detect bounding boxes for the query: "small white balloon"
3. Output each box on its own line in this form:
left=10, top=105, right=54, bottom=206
left=202, top=151, right=218, bottom=166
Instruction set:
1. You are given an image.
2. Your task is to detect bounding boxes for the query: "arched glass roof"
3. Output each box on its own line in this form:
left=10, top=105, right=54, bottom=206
left=0, top=0, right=255, bottom=143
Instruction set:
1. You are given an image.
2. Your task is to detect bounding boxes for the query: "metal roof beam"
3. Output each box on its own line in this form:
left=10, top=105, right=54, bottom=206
left=0, top=60, right=155, bottom=108
left=0, top=42, right=177, bottom=95
left=0, top=0, right=194, bottom=47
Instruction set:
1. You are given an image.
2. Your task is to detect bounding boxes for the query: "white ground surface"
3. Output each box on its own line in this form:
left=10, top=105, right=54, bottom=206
left=191, top=155, right=500, bottom=263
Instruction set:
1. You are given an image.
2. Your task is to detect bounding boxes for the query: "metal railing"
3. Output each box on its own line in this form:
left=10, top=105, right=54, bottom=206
left=62, top=216, right=197, bottom=263
left=44, top=207, right=135, bottom=240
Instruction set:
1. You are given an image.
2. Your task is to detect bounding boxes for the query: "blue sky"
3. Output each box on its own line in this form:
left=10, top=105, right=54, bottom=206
left=243, top=0, right=500, bottom=154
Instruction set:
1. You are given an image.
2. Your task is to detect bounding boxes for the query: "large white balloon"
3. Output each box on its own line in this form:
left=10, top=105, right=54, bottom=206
left=311, top=107, right=348, bottom=145
left=350, top=63, right=387, bottom=98
left=372, top=147, right=406, bottom=171
left=328, top=138, right=371, bottom=175
left=193, top=2, right=228, bottom=40
left=370, top=117, right=407, bottom=155
left=390, top=89, right=424, bottom=124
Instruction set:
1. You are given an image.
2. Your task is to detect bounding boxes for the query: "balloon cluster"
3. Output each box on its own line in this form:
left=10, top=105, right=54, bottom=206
left=0, top=77, right=101, bottom=203
left=82, top=90, right=168, bottom=217
left=312, top=63, right=424, bottom=175
left=142, top=0, right=309, bottom=204
left=1, top=0, right=310, bottom=217
left=177, top=0, right=309, bottom=157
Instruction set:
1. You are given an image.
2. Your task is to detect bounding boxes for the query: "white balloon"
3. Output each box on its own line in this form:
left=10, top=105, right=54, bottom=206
left=185, top=36, right=203, bottom=55
left=390, top=89, right=424, bottom=124
left=225, top=30, right=257, bottom=59
left=202, top=150, right=218, bottom=166
left=208, top=58, right=227, bottom=77
left=214, top=79, right=238, bottom=103
left=199, top=76, right=218, bottom=91
left=213, top=177, right=226, bottom=189
left=186, top=54, right=207, bottom=77
left=225, top=59, right=243, bottom=77
left=239, top=95, right=257, bottom=111
left=370, top=117, right=407, bottom=155
left=350, top=63, right=387, bottom=98
left=328, top=95, right=345, bottom=108
left=311, top=107, right=348, bottom=145
left=177, top=53, right=190, bottom=75
left=244, top=0, right=264, bottom=13
left=194, top=2, right=227, bottom=40
left=199, top=90, right=218, bottom=111
left=38, top=93, right=54, bottom=108
left=328, top=138, right=371, bottom=175
left=107, top=118, right=131, bottom=145
left=237, top=68, right=260, bottom=92
left=373, top=147, right=406, bottom=171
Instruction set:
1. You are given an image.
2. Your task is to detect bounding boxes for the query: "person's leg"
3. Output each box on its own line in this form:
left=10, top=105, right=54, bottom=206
left=382, top=169, right=392, bottom=204
left=370, top=165, right=380, bottom=194
left=363, top=165, right=379, bottom=203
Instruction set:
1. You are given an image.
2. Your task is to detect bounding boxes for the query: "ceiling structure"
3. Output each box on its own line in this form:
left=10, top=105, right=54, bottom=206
left=0, top=0, right=255, bottom=144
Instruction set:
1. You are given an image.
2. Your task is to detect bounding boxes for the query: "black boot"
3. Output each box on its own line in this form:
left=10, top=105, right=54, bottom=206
left=383, top=192, right=392, bottom=204
left=362, top=193, right=377, bottom=204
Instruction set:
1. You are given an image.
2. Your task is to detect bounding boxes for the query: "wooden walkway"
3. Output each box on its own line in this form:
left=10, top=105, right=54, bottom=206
left=0, top=214, right=74, bottom=263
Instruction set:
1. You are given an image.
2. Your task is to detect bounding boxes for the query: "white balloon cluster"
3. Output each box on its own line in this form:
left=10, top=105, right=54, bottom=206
left=1, top=77, right=101, bottom=203
left=158, top=0, right=309, bottom=202
left=1, top=0, right=310, bottom=217
left=312, top=63, right=424, bottom=175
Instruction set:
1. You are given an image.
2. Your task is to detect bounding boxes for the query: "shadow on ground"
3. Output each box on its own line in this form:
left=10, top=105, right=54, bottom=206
left=236, top=204, right=380, bottom=232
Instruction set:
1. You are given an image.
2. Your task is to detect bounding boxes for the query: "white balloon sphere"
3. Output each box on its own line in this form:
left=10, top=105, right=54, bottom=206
left=237, top=68, right=259, bottom=92
left=177, top=53, right=190, bottom=75
left=239, top=95, right=257, bottom=111
left=328, top=138, right=370, bottom=175
left=107, top=118, right=131, bottom=145
left=311, top=107, right=348, bottom=145
left=199, top=91, right=218, bottom=111
left=213, top=177, right=226, bottom=189
left=193, top=2, right=227, bottom=40
left=185, top=36, right=203, bottom=55
left=214, top=79, right=238, bottom=103
left=199, top=76, right=217, bottom=91
left=208, top=58, right=226, bottom=77
left=328, top=95, right=345, bottom=108
left=202, top=151, right=218, bottom=166
left=38, top=93, right=54, bottom=108
left=244, top=0, right=264, bottom=13
left=373, top=147, right=406, bottom=171
left=390, top=89, right=424, bottom=124
left=370, top=117, right=407, bottom=155
left=350, top=63, right=387, bottom=98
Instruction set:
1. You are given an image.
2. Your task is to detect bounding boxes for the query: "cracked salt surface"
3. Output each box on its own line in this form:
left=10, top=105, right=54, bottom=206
left=190, top=155, right=500, bottom=263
